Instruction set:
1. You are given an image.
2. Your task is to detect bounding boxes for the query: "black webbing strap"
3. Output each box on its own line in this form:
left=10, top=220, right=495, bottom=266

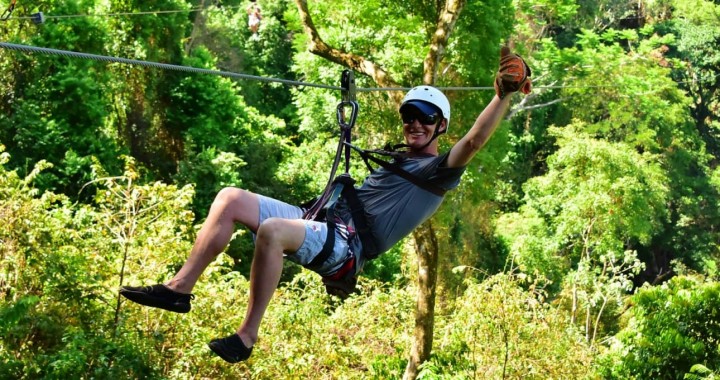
left=305, top=175, right=352, bottom=269
left=338, top=176, right=381, bottom=259
left=302, top=70, right=357, bottom=221
left=306, top=218, right=336, bottom=269
left=303, top=71, right=361, bottom=270
left=347, top=143, right=447, bottom=197
left=305, top=173, right=382, bottom=267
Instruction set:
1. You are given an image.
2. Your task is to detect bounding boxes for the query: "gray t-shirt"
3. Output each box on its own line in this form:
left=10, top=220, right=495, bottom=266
left=339, top=151, right=465, bottom=255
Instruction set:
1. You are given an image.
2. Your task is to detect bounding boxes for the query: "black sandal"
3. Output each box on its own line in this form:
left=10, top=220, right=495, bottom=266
left=120, top=284, right=194, bottom=313
left=208, top=333, right=253, bottom=363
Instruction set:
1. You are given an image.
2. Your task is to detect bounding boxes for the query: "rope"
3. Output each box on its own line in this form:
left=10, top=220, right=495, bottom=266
left=0, top=42, right=342, bottom=90
left=3, top=5, right=243, bottom=21
left=359, top=86, right=493, bottom=92
left=0, top=42, right=506, bottom=92
left=8, top=9, right=203, bottom=20
left=1, top=42, right=717, bottom=92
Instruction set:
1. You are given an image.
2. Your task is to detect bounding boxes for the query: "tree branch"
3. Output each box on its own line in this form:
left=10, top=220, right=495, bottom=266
left=294, top=0, right=400, bottom=94
left=506, top=95, right=566, bottom=119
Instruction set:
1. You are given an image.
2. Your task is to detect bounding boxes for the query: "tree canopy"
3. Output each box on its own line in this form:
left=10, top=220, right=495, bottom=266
left=1, top=0, right=719, bottom=378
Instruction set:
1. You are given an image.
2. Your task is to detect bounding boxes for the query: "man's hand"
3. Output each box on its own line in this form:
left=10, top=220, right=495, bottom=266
left=494, top=46, right=532, bottom=99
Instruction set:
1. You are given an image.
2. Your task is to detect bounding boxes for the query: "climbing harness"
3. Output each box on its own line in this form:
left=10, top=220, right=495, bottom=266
left=302, top=71, right=449, bottom=279
left=302, top=70, right=371, bottom=273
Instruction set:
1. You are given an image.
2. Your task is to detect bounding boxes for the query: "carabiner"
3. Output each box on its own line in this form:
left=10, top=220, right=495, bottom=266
left=337, top=69, right=358, bottom=131
left=337, top=100, right=358, bottom=131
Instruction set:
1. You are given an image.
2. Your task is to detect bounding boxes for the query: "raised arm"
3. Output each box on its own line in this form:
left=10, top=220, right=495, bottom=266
left=446, top=47, right=532, bottom=169
left=446, top=95, right=511, bottom=168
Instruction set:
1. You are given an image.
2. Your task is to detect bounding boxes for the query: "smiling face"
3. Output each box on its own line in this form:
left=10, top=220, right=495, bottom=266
left=400, top=104, right=447, bottom=155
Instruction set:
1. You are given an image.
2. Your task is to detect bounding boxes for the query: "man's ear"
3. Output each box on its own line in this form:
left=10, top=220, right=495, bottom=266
left=438, top=120, right=448, bottom=134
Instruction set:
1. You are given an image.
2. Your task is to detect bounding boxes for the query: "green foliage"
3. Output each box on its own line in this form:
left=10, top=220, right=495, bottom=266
left=685, top=364, right=720, bottom=380
left=598, top=276, right=720, bottom=380
left=0, top=0, right=122, bottom=198
left=514, top=0, right=580, bottom=48
left=554, top=29, right=695, bottom=152
left=275, top=132, right=337, bottom=202
left=446, top=0, right=514, bottom=85
left=520, top=27, right=719, bottom=281
left=0, top=153, right=196, bottom=379
left=165, top=48, right=249, bottom=148
left=226, top=0, right=298, bottom=122
left=650, top=0, right=720, bottom=160
left=363, top=243, right=405, bottom=284
left=562, top=249, right=644, bottom=346
left=2, top=0, right=720, bottom=378
left=497, top=126, right=669, bottom=285
left=290, top=0, right=428, bottom=85
left=434, top=121, right=514, bottom=293
left=175, top=147, right=246, bottom=217
left=145, top=44, right=296, bottom=221
left=429, top=273, right=595, bottom=379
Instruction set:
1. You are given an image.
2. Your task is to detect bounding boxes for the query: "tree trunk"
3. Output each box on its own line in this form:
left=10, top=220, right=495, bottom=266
left=406, top=3, right=464, bottom=378
left=423, top=0, right=465, bottom=85
left=404, top=220, right=439, bottom=380
left=184, top=0, right=206, bottom=55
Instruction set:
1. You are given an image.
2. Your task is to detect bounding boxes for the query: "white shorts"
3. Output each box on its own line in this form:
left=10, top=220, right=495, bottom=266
left=256, top=194, right=358, bottom=277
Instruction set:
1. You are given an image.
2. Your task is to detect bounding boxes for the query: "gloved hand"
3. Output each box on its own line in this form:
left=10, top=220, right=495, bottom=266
left=494, top=46, right=532, bottom=99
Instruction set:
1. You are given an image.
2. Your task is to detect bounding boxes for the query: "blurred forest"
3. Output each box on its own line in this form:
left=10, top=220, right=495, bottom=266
left=1, top=0, right=720, bottom=378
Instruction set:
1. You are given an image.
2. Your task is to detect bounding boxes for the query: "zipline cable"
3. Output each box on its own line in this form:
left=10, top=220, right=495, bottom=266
left=0, top=42, right=579, bottom=92
left=4, top=5, right=243, bottom=21
left=0, top=42, right=342, bottom=90
left=1, top=42, right=718, bottom=92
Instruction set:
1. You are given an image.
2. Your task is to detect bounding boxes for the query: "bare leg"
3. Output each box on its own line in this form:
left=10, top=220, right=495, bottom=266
left=166, top=187, right=261, bottom=294
left=163, top=187, right=305, bottom=348
left=235, top=217, right=306, bottom=347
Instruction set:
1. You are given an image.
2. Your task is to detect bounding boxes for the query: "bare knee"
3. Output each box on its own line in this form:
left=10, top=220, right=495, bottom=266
left=215, top=187, right=247, bottom=205
left=256, top=217, right=284, bottom=242
left=256, top=218, right=304, bottom=253
left=211, top=187, right=259, bottom=229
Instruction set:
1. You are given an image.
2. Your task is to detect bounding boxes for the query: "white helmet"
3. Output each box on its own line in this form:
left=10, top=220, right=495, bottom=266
left=400, top=86, right=451, bottom=131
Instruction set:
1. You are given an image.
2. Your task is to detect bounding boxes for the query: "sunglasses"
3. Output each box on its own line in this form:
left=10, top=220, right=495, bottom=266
left=401, top=111, right=440, bottom=125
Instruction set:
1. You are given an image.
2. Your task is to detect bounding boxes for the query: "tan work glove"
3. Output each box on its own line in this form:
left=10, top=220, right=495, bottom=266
left=494, top=46, right=532, bottom=99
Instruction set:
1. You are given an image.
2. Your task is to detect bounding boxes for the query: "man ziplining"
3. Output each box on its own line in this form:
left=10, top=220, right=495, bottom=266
left=120, top=46, right=532, bottom=363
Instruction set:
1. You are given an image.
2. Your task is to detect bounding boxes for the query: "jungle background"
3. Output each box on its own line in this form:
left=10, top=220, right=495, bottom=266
left=1, top=0, right=720, bottom=379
